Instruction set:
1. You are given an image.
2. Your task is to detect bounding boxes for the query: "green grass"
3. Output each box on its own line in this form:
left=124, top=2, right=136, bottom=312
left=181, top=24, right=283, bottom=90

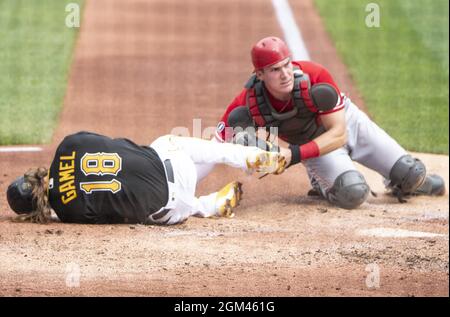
left=314, top=0, right=449, bottom=154
left=0, top=0, right=84, bottom=145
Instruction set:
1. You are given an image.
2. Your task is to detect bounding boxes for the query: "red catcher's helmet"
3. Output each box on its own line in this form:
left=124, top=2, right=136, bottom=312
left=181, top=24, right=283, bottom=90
left=251, top=37, right=291, bottom=71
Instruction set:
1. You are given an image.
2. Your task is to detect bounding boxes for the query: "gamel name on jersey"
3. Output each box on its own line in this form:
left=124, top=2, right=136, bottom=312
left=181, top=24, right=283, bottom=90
left=58, top=151, right=77, bottom=204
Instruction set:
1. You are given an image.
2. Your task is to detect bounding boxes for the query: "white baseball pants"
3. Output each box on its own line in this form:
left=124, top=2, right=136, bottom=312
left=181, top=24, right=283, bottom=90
left=148, top=135, right=257, bottom=225
left=303, top=97, right=407, bottom=193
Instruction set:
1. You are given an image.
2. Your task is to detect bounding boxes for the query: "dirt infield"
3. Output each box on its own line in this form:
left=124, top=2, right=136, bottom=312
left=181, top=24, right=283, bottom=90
left=0, top=0, right=448, bottom=296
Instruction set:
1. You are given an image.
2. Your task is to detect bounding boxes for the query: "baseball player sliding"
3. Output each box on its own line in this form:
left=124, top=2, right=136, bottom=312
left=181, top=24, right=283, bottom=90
left=212, top=36, right=445, bottom=209
left=6, top=131, right=286, bottom=225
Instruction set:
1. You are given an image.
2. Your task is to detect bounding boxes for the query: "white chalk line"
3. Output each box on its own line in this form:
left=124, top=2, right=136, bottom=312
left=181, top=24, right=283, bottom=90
left=0, top=147, right=42, bottom=153
left=271, top=0, right=310, bottom=60
left=358, top=227, right=446, bottom=238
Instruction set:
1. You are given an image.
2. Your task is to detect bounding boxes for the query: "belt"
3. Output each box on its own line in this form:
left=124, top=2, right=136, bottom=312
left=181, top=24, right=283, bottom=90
left=163, top=159, right=174, bottom=183
left=149, top=159, right=176, bottom=223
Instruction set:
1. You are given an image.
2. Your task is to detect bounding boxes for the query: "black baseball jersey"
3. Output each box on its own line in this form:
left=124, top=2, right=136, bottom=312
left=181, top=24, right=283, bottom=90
left=48, top=131, right=168, bottom=224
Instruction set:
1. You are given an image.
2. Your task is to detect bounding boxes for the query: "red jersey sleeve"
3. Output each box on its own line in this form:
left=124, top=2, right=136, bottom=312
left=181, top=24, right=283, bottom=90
left=215, top=89, right=248, bottom=142
left=294, top=61, right=345, bottom=115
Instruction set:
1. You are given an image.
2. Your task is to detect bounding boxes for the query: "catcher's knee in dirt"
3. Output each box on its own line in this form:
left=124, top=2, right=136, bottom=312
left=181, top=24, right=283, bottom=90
left=388, top=154, right=426, bottom=195
left=327, top=170, right=370, bottom=209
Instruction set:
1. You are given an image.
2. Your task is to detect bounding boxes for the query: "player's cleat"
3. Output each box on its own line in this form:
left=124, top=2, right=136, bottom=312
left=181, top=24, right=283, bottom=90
left=307, top=188, right=320, bottom=197
left=215, top=181, right=243, bottom=218
left=307, top=176, right=322, bottom=197
left=246, top=150, right=286, bottom=175
left=413, top=174, right=445, bottom=196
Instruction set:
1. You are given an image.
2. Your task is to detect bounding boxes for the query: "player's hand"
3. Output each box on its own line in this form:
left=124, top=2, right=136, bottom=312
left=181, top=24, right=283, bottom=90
left=279, top=146, right=292, bottom=167
left=247, top=151, right=287, bottom=175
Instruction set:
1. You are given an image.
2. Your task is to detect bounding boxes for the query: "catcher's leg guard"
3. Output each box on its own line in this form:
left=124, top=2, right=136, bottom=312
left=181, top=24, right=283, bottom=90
left=327, top=170, right=370, bottom=209
left=413, top=174, right=445, bottom=196
left=388, top=155, right=426, bottom=201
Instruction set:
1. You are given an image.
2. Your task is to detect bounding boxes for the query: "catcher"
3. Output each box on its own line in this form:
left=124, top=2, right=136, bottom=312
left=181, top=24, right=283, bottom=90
left=213, top=36, right=445, bottom=209
left=6, top=131, right=286, bottom=225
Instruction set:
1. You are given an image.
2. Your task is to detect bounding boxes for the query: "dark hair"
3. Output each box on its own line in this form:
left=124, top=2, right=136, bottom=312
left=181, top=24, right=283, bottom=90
left=13, top=167, right=52, bottom=223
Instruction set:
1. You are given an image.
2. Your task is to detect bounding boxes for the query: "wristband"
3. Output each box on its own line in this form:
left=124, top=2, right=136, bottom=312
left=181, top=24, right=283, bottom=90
left=300, top=141, right=320, bottom=160
left=288, top=144, right=301, bottom=167
left=288, top=141, right=320, bottom=167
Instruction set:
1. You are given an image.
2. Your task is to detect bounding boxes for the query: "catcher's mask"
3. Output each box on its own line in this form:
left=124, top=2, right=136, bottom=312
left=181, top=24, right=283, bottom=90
left=7, top=175, right=35, bottom=214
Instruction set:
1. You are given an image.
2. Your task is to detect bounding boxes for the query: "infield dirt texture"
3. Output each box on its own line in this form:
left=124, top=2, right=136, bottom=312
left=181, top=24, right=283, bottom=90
left=0, top=0, right=448, bottom=296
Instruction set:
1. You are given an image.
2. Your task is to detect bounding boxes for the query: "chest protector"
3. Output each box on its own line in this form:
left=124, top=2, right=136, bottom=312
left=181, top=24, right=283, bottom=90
left=245, top=68, right=325, bottom=145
